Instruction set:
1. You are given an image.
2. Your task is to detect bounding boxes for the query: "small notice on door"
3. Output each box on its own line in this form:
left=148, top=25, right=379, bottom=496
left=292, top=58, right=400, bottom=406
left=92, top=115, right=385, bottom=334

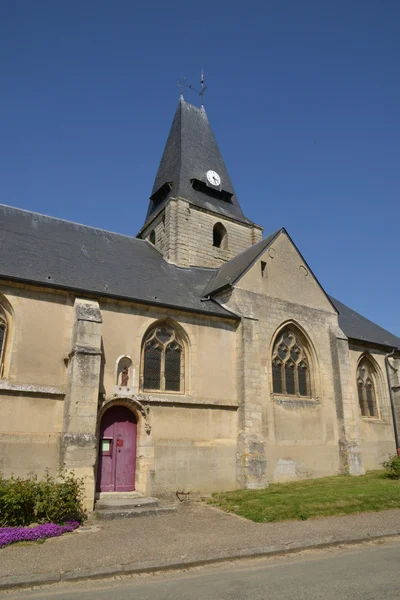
left=102, top=440, right=111, bottom=452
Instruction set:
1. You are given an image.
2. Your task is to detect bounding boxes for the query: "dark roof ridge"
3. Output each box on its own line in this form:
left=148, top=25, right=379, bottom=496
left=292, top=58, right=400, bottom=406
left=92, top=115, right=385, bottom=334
left=0, top=203, right=149, bottom=246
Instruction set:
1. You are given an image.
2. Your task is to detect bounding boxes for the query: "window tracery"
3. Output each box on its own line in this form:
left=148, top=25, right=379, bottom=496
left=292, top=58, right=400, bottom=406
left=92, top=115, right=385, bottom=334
left=0, top=307, right=7, bottom=377
left=272, top=328, right=310, bottom=397
left=142, top=325, right=184, bottom=393
left=357, top=357, right=378, bottom=418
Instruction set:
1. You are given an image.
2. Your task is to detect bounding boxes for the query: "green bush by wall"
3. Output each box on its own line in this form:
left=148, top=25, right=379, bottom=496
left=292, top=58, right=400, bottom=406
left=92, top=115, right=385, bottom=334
left=0, top=470, right=86, bottom=527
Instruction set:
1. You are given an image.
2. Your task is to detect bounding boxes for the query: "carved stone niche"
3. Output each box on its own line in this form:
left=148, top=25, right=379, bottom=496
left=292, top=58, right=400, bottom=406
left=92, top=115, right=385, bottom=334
left=114, top=355, right=134, bottom=397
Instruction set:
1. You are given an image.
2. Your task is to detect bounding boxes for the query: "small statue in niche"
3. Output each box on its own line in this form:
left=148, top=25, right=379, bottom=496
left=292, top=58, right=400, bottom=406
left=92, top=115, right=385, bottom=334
left=121, top=366, right=129, bottom=387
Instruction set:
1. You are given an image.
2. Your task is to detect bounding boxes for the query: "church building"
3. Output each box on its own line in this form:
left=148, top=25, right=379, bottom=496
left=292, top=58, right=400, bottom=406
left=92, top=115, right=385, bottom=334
left=0, top=97, right=399, bottom=510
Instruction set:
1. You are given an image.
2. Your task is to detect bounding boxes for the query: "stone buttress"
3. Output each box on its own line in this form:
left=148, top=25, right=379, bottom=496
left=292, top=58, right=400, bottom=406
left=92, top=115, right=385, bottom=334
left=236, top=317, right=267, bottom=488
left=61, top=298, right=102, bottom=510
left=330, top=325, right=365, bottom=475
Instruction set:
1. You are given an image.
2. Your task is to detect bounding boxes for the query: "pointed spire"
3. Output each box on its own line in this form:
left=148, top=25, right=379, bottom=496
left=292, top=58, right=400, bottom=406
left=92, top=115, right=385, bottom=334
left=142, top=98, right=253, bottom=228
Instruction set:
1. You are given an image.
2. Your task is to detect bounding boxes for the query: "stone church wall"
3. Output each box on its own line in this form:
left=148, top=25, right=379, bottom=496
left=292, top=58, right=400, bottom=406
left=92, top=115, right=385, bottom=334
left=0, top=272, right=397, bottom=508
left=141, top=210, right=167, bottom=255
left=0, top=282, right=240, bottom=504
left=141, top=198, right=263, bottom=268
left=348, top=343, right=395, bottom=470
left=218, top=230, right=367, bottom=485
left=147, top=405, right=238, bottom=495
left=390, top=356, right=400, bottom=450
left=99, top=299, right=239, bottom=496
left=0, top=393, right=63, bottom=478
left=0, top=282, right=73, bottom=478
left=255, top=294, right=342, bottom=482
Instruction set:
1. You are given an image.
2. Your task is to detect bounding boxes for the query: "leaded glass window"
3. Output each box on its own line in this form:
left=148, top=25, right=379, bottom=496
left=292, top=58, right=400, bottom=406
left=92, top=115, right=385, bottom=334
left=357, top=358, right=378, bottom=417
left=272, top=358, right=283, bottom=394
left=0, top=308, right=7, bottom=377
left=271, top=328, right=310, bottom=397
left=142, top=325, right=184, bottom=393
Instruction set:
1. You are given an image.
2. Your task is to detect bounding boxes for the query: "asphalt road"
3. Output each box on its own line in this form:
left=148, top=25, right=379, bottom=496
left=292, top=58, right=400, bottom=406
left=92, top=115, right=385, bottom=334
left=8, top=540, right=400, bottom=600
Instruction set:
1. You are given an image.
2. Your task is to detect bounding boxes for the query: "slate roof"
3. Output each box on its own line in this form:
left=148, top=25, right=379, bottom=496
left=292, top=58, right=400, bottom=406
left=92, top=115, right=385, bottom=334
left=0, top=204, right=233, bottom=318
left=204, top=229, right=282, bottom=295
left=142, top=97, right=255, bottom=230
left=0, top=204, right=398, bottom=349
left=330, top=296, right=400, bottom=350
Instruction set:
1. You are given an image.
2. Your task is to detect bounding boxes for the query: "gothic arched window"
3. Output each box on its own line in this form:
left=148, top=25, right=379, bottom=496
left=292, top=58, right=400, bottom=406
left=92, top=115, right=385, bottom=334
left=272, top=328, right=310, bottom=397
left=213, top=222, right=228, bottom=249
left=0, top=306, right=8, bottom=378
left=142, top=325, right=184, bottom=393
left=357, top=357, right=378, bottom=418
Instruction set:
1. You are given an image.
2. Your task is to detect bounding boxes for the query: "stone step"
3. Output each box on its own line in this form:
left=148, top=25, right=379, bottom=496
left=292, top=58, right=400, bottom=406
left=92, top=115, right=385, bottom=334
left=96, top=491, right=144, bottom=500
left=95, top=497, right=159, bottom=511
left=94, top=506, right=177, bottom=520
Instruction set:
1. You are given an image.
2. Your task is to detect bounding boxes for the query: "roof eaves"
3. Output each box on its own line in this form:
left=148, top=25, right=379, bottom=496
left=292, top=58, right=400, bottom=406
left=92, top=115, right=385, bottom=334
left=347, top=336, right=400, bottom=351
left=229, top=228, right=283, bottom=288
left=199, top=296, right=240, bottom=319
left=204, top=228, right=283, bottom=297
left=0, top=273, right=237, bottom=320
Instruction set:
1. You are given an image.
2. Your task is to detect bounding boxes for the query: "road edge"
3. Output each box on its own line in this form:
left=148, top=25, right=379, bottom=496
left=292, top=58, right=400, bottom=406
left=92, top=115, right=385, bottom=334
left=1, top=529, right=400, bottom=592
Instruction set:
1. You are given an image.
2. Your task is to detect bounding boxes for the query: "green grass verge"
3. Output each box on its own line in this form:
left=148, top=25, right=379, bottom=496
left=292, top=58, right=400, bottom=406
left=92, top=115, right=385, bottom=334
left=208, top=471, right=400, bottom=523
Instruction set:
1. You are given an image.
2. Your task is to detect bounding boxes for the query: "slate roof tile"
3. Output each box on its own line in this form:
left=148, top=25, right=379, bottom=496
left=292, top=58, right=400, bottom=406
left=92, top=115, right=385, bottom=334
left=142, top=98, right=256, bottom=230
left=330, top=296, right=400, bottom=350
left=0, top=204, right=233, bottom=318
left=0, top=203, right=398, bottom=349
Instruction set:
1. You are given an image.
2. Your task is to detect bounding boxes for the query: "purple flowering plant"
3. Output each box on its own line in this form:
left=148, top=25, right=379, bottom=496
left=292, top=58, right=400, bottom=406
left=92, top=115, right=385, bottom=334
left=0, top=469, right=86, bottom=547
left=0, top=521, right=79, bottom=548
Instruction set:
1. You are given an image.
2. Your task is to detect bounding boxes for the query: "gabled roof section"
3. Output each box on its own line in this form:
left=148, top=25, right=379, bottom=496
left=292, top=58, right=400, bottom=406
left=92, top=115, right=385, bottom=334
left=204, top=229, right=282, bottom=296
left=204, top=227, right=337, bottom=313
left=0, top=204, right=235, bottom=319
left=330, top=296, right=400, bottom=350
left=142, top=97, right=254, bottom=230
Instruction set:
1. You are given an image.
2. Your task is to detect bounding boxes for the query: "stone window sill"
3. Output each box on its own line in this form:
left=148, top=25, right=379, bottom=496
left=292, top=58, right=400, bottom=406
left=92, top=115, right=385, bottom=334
left=142, top=389, right=185, bottom=396
left=272, top=394, right=321, bottom=406
left=361, top=416, right=385, bottom=423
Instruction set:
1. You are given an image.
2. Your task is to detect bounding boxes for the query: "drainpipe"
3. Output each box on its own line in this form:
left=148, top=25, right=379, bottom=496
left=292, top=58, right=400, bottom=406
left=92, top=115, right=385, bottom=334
left=385, top=348, right=400, bottom=456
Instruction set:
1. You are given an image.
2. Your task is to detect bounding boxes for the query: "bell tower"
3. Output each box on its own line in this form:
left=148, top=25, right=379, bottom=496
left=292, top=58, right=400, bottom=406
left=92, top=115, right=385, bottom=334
left=137, top=96, right=263, bottom=268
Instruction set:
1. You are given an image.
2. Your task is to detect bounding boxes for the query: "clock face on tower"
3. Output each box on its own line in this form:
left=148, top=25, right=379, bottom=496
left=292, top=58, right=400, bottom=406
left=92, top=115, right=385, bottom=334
left=206, top=170, right=221, bottom=187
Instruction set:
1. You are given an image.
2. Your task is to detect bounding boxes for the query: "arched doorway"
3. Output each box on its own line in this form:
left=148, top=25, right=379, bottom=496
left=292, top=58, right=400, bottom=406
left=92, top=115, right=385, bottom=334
left=97, top=405, right=137, bottom=492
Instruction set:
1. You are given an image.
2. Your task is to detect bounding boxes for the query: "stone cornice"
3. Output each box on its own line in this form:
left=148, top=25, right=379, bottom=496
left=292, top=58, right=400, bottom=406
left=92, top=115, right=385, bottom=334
left=107, top=391, right=238, bottom=409
left=0, top=380, right=65, bottom=396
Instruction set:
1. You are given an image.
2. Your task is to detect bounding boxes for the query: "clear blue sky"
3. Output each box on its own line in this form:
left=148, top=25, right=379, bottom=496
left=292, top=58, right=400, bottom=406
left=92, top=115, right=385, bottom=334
left=1, top=1, right=399, bottom=335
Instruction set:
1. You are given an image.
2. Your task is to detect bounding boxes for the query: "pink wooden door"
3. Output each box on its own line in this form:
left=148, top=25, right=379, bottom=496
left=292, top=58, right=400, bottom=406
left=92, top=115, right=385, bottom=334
left=97, top=406, right=137, bottom=492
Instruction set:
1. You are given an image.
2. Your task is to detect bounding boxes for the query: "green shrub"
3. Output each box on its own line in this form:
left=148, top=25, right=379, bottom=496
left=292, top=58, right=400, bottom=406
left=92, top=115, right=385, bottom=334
left=0, top=474, right=37, bottom=526
left=0, top=470, right=86, bottom=527
left=382, top=453, right=400, bottom=480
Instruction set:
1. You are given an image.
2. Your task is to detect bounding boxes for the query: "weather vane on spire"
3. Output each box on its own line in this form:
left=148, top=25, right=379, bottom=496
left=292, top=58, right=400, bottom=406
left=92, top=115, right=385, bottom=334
left=177, top=70, right=208, bottom=106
